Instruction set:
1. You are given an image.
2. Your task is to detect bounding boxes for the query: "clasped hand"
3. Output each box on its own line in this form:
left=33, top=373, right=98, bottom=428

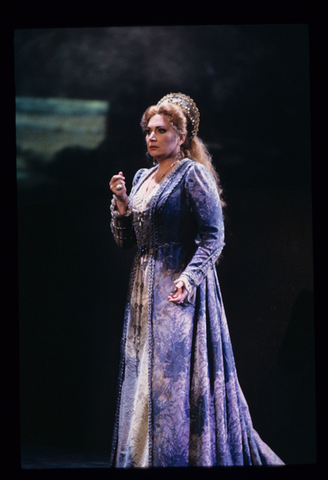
left=109, top=171, right=127, bottom=198
left=168, top=280, right=188, bottom=305
left=109, top=171, right=128, bottom=214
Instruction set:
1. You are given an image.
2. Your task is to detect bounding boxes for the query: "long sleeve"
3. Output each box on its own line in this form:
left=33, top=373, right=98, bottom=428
left=110, top=168, right=148, bottom=249
left=179, top=163, right=225, bottom=298
left=110, top=195, right=136, bottom=249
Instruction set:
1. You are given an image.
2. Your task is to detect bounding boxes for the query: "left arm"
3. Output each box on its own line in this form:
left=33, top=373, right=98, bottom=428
left=170, top=163, right=225, bottom=305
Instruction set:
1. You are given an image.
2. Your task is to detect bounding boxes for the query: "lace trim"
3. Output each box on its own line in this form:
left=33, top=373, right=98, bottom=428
left=110, top=194, right=132, bottom=218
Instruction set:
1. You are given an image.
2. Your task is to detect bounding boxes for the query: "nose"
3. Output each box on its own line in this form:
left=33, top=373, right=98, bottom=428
left=149, top=131, right=156, bottom=141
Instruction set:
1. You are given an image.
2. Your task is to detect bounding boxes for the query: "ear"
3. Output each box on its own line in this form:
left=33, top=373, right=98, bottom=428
left=179, top=133, right=186, bottom=146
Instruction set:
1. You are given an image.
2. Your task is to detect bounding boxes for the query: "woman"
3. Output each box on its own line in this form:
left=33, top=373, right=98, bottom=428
left=109, top=93, right=284, bottom=467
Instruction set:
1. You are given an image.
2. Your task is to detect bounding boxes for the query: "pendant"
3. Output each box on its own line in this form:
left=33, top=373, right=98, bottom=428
left=137, top=211, right=144, bottom=228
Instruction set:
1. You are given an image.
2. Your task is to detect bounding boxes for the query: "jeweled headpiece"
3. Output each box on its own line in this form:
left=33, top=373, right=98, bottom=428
left=157, top=92, right=200, bottom=139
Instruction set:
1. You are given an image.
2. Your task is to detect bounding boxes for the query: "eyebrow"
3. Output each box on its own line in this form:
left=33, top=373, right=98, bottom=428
left=146, top=125, right=166, bottom=130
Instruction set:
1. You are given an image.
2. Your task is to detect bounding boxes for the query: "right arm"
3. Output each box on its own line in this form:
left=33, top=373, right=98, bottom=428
left=109, top=171, right=128, bottom=213
left=109, top=171, right=135, bottom=249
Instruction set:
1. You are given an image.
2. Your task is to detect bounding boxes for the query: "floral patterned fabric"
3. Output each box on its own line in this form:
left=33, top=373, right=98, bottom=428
left=110, top=159, right=284, bottom=467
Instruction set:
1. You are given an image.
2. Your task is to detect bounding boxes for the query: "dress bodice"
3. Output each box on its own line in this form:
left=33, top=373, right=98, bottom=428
left=131, top=181, right=159, bottom=251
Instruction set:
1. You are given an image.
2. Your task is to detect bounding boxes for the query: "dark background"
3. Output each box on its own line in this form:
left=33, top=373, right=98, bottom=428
left=14, top=24, right=315, bottom=467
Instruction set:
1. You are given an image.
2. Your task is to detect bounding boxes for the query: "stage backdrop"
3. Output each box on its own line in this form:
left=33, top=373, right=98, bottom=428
left=15, top=25, right=314, bottom=465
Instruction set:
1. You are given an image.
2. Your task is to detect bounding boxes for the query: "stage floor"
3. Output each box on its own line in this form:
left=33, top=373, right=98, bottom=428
left=21, top=444, right=110, bottom=469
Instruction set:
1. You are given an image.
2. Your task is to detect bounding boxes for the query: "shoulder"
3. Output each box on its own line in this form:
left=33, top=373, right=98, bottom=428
left=132, top=167, right=150, bottom=187
left=181, top=159, right=219, bottom=207
left=183, top=159, right=215, bottom=186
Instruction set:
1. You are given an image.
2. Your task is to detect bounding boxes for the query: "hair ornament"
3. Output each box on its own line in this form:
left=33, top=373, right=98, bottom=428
left=157, top=92, right=200, bottom=139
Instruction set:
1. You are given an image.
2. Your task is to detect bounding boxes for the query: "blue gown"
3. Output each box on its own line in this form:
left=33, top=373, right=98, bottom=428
left=109, top=158, right=284, bottom=467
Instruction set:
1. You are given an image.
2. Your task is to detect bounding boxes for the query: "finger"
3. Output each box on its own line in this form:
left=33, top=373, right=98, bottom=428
left=169, top=287, right=189, bottom=303
left=168, top=296, right=183, bottom=304
left=112, top=179, right=125, bottom=188
left=168, top=289, right=183, bottom=302
left=115, top=172, right=125, bottom=183
left=168, top=280, right=186, bottom=302
left=168, top=297, right=180, bottom=303
left=169, top=286, right=182, bottom=298
left=110, top=177, right=126, bottom=191
left=110, top=175, right=125, bottom=186
left=110, top=172, right=125, bottom=181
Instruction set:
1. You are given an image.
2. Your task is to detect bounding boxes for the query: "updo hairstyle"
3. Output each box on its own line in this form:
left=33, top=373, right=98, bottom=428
left=141, top=102, right=225, bottom=207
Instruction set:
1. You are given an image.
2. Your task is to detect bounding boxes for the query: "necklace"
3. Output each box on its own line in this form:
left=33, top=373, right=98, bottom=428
left=157, top=160, right=178, bottom=180
left=145, top=159, right=179, bottom=194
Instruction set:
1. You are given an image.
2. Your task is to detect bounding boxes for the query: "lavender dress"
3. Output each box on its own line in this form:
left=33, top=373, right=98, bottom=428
left=110, top=158, right=284, bottom=467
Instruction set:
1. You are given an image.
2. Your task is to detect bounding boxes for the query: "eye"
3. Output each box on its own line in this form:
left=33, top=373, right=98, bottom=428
left=158, top=128, right=166, bottom=134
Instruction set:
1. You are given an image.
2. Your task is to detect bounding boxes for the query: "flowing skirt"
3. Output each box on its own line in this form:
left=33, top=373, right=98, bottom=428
left=115, top=256, right=150, bottom=467
left=113, top=257, right=284, bottom=467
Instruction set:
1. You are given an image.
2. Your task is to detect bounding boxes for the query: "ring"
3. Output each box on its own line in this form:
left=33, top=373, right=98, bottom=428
left=116, top=184, right=123, bottom=191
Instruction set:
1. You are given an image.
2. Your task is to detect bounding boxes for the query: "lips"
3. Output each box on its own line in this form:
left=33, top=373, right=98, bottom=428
left=149, top=146, right=158, bottom=150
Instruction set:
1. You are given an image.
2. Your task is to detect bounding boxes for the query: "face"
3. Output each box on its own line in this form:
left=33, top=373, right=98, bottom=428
left=145, top=114, right=185, bottom=162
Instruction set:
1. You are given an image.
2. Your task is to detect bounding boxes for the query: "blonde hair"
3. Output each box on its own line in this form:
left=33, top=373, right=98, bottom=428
left=141, top=103, right=225, bottom=208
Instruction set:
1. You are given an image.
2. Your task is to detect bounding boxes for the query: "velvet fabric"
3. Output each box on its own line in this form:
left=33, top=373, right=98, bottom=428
left=110, top=159, right=284, bottom=467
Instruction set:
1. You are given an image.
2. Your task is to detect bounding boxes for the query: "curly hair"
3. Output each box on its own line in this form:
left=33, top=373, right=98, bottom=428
left=140, top=102, right=225, bottom=208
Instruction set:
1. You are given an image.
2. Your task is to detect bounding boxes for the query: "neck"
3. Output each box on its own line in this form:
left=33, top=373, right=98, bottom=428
left=156, top=157, right=174, bottom=171
left=152, top=156, right=180, bottom=183
left=156, top=151, right=182, bottom=169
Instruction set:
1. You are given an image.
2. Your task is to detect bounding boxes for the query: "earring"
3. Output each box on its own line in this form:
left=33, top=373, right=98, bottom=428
left=146, top=151, right=157, bottom=166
